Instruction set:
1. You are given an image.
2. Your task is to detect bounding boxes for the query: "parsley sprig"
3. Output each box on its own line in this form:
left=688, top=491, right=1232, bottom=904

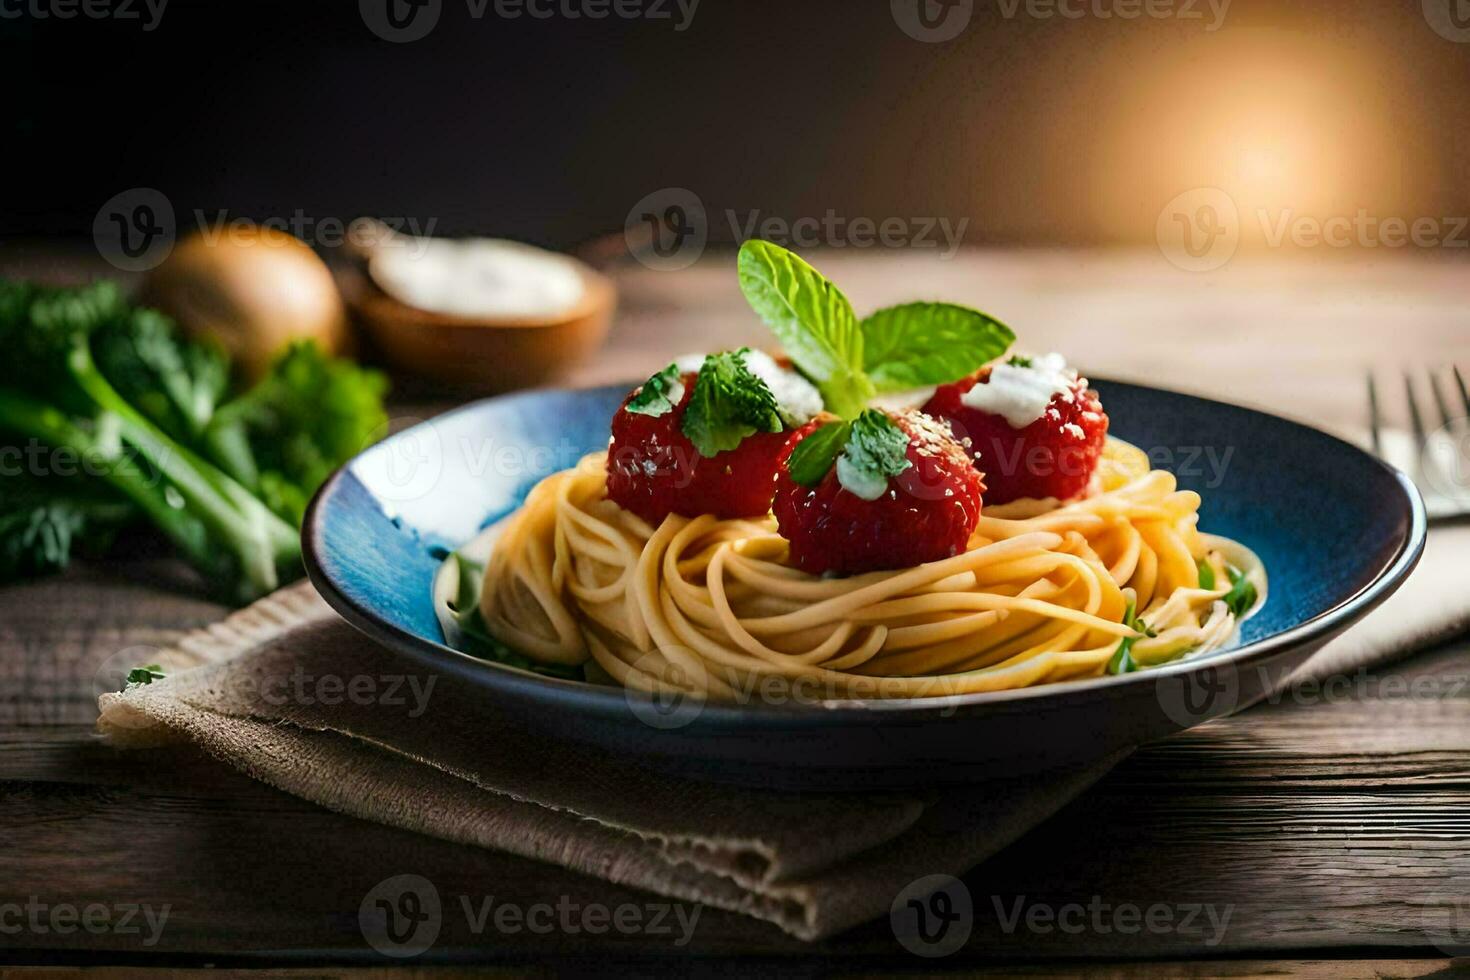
left=624, top=351, right=785, bottom=458
left=1222, top=565, right=1258, bottom=619
left=737, top=240, right=1015, bottom=419
left=1106, top=596, right=1157, bottom=676
left=625, top=363, right=683, bottom=418
left=123, top=665, right=166, bottom=689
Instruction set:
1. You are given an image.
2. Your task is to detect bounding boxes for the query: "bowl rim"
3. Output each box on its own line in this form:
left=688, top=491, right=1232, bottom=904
left=303, top=378, right=1429, bottom=727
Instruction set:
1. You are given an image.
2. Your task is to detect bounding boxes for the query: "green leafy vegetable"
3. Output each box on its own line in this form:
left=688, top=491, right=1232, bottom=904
left=1106, top=596, right=1157, bottom=675
left=625, top=363, right=683, bottom=418
left=124, top=665, right=166, bottom=688
left=0, top=280, right=390, bottom=602
left=860, top=302, right=1016, bottom=392
left=736, top=241, right=873, bottom=418
left=785, top=420, right=851, bottom=487
left=1007, top=354, right=1034, bottom=369
left=92, top=306, right=229, bottom=441
left=1196, top=558, right=1216, bottom=591
left=1223, top=565, right=1258, bottom=619
left=201, top=342, right=388, bottom=526
left=0, top=470, right=135, bottom=581
left=680, top=349, right=784, bottom=458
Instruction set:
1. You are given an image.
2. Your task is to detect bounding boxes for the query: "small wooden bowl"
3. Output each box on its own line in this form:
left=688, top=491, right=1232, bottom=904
left=344, top=258, right=616, bottom=391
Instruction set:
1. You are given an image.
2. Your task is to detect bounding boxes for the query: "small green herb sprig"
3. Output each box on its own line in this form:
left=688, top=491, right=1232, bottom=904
left=1106, top=595, right=1157, bottom=676
left=626, top=350, right=786, bottom=459
left=786, top=410, right=912, bottom=491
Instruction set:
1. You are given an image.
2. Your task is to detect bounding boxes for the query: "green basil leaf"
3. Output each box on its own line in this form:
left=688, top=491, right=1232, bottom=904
left=860, top=302, right=1016, bottom=392
left=785, top=420, right=851, bottom=487
left=737, top=240, right=872, bottom=418
left=680, top=349, right=785, bottom=458
left=625, top=362, right=683, bottom=417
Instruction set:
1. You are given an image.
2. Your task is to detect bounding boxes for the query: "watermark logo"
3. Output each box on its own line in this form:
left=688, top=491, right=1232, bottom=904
left=623, top=647, right=708, bottom=730
left=892, top=0, right=973, bottom=42
left=1421, top=418, right=1470, bottom=503
left=93, top=644, right=170, bottom=730
left=1423, top=887, right=1470, bottom=955
left=93, top=187, right=175, bottom=273
left=1156, top=662, right=1240, bottom=727
left=352, top=416, right=445, bottom=505
left=1156, top=187, right=1239, bottom=273
left=1423, top=0, right=1470, bottom=43
left=361, top=0, right=698, bottom=41
left=727, top=209, right=968, bottom=258
left=891, top=874, right=974, bottom=957
left=361, top=0, right=442, bottom=42
left=625, top=187, right=708, bottom=272
left=360, top=874, right=443, bottom=958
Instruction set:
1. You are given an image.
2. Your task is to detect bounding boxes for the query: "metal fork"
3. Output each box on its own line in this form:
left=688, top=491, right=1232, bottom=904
left=1368, top=366, right=1470, bottom=521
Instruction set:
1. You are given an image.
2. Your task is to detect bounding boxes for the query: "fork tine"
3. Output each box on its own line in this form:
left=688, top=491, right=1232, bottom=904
left=1428, top=369, right=1454, bottom=432
left=1455, top=365, right=1470, bottom=421
left=1404, top=370, right=1428, bottom=450
left=1367, top=372, right=1384, bottom=456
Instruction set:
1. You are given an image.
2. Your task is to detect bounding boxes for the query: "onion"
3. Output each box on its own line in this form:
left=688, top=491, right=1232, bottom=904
left=141, top=225, right=348, bottom=378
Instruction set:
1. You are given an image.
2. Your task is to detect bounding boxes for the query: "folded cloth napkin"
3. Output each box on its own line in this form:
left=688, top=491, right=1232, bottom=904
left=97, top=526, right=1470, bottom=941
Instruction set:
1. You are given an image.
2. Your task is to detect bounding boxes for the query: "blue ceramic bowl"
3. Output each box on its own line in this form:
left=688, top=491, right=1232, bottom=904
left=304, top=380, right=1426, bottom=788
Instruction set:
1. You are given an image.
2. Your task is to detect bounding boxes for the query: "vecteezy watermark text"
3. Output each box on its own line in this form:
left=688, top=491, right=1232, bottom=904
left=1157, top=187, right=1470, bottom=272
left=93, top=187, right=440, bottom=272
left=360, top=0, right=698, bottom=43
left=0, top=0, right=167, bottom=30
left=358, top=875, right=700, bottom=958
left=0, top=898, right=170, bottom=946
left=991, top=895, right=1233, bottom=946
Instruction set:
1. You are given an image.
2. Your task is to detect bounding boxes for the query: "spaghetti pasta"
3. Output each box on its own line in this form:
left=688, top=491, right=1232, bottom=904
left=475, top=439, right=1266, bottom=701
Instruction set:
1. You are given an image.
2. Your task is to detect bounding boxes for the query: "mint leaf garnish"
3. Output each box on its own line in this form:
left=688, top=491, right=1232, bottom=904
left=1223, top=565, right=1258, bottom=618
left=860, top=303, right=1017, bottom=392
left=786, top=420, right=851, bottom=487
left=680, top=349, right=784, bottom=458
left=737, top=240, right=873, bottom=418
left=626, top=363, right=683, bottom=417
left=124, top=665, right=165, bottom=689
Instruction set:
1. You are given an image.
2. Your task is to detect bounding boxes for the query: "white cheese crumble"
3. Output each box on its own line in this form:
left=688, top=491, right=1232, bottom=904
left=673, top=350, right=823, bottom=425
left=370, top=237, right=585, bottom=319
left=836, top=455, right=888, bottom=501
left=960, top=352, right=1076, bottom=429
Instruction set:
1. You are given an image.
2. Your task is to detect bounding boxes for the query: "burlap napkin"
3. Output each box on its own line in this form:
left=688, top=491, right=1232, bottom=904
left=96, top=523, right=1467, bottom=941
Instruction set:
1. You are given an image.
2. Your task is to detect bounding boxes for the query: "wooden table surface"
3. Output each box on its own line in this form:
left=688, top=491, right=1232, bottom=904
left=2, top=247, right=1469, bottom=973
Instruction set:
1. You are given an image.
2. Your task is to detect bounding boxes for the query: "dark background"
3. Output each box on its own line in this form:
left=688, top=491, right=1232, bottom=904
left=5, top=0, right=1469, bottom=252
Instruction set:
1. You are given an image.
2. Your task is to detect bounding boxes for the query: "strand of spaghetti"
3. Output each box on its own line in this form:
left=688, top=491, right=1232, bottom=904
left=718, top=533, right=1068, bottom=636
